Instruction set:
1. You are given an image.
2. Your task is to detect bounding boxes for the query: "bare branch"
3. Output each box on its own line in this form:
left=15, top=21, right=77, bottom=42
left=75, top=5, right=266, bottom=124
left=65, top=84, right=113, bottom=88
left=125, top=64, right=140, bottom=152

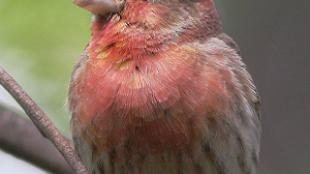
left=0, top=66, right=89, bottom=174
left=0, top=104, right=74, bottom=174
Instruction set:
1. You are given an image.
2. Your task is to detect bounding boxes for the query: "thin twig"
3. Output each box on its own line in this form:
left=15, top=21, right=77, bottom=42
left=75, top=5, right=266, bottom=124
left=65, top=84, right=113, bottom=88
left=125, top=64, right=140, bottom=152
left=0, top=66, right=89, bottom=174
left=0, top=104, right=75, bottom=174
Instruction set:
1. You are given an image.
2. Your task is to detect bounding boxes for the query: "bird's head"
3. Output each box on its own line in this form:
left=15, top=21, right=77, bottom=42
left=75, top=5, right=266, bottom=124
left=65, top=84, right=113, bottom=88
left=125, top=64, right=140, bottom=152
left=74, top=0, right=221, bottom=37
left=73, top=0, right=222, bottom=68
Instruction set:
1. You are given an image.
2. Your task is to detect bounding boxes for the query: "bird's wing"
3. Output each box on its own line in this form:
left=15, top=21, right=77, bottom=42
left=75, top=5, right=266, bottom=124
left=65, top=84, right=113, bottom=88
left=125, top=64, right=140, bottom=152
left=217, top=33, right=261, bottom=119
left=217, top=33, right=240, bottom=54
left=199, top=37, right=261, bottom=174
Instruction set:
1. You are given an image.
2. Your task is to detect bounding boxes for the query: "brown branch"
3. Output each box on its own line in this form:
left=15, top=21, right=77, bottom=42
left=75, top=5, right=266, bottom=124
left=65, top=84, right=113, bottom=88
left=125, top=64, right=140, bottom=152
left=0, top=104, right=74, bottom=174
left=0, top=66, right=89, bottom=174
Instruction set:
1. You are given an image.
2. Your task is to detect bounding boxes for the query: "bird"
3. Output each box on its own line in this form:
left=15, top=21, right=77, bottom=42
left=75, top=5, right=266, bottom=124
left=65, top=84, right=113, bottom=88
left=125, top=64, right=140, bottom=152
left=68, top=0, right=261, bottom=173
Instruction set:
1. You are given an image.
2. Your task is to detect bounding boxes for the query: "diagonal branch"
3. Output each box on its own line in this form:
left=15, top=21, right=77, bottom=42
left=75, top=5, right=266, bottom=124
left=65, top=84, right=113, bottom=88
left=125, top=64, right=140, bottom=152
left=0, top=66, right=89, bottom=174
left=0, top=104, right=74, bottom=174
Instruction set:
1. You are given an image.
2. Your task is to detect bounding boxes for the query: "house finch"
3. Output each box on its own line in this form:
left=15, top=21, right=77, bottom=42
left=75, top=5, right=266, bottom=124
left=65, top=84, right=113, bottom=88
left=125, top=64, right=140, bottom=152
left=69, top=0, right=261, bottom=173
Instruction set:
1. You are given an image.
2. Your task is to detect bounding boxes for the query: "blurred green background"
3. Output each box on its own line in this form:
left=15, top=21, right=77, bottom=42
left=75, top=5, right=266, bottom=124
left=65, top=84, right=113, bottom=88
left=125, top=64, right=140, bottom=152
left=0, top=0, right=91, bottom=132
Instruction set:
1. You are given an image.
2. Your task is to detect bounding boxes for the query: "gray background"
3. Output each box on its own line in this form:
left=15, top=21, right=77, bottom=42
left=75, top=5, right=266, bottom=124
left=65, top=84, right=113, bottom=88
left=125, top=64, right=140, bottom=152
left=218, top=0, right=310, bottom=174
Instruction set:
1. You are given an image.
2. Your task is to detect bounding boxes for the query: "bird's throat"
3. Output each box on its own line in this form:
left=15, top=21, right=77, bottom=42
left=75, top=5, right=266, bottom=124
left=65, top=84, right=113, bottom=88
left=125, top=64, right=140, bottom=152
left=87, top=2, right=173, bottom=68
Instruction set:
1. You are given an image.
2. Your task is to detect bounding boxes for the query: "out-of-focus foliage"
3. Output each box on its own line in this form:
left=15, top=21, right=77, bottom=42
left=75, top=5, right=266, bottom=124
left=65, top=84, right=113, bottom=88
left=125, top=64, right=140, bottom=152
left=0, top=0, right=91, bottom=132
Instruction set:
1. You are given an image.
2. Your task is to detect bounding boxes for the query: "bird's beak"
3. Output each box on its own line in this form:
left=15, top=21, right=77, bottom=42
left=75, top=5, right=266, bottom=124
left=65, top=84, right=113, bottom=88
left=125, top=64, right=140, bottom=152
left=74, top=0, right=124, bottom=15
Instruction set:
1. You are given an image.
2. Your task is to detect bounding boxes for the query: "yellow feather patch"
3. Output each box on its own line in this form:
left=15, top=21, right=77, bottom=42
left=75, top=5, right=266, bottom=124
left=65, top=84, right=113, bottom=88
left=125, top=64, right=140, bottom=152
left=116, top=59, right=131, bottom=71
left=97, top=51, right=108, bottom=59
